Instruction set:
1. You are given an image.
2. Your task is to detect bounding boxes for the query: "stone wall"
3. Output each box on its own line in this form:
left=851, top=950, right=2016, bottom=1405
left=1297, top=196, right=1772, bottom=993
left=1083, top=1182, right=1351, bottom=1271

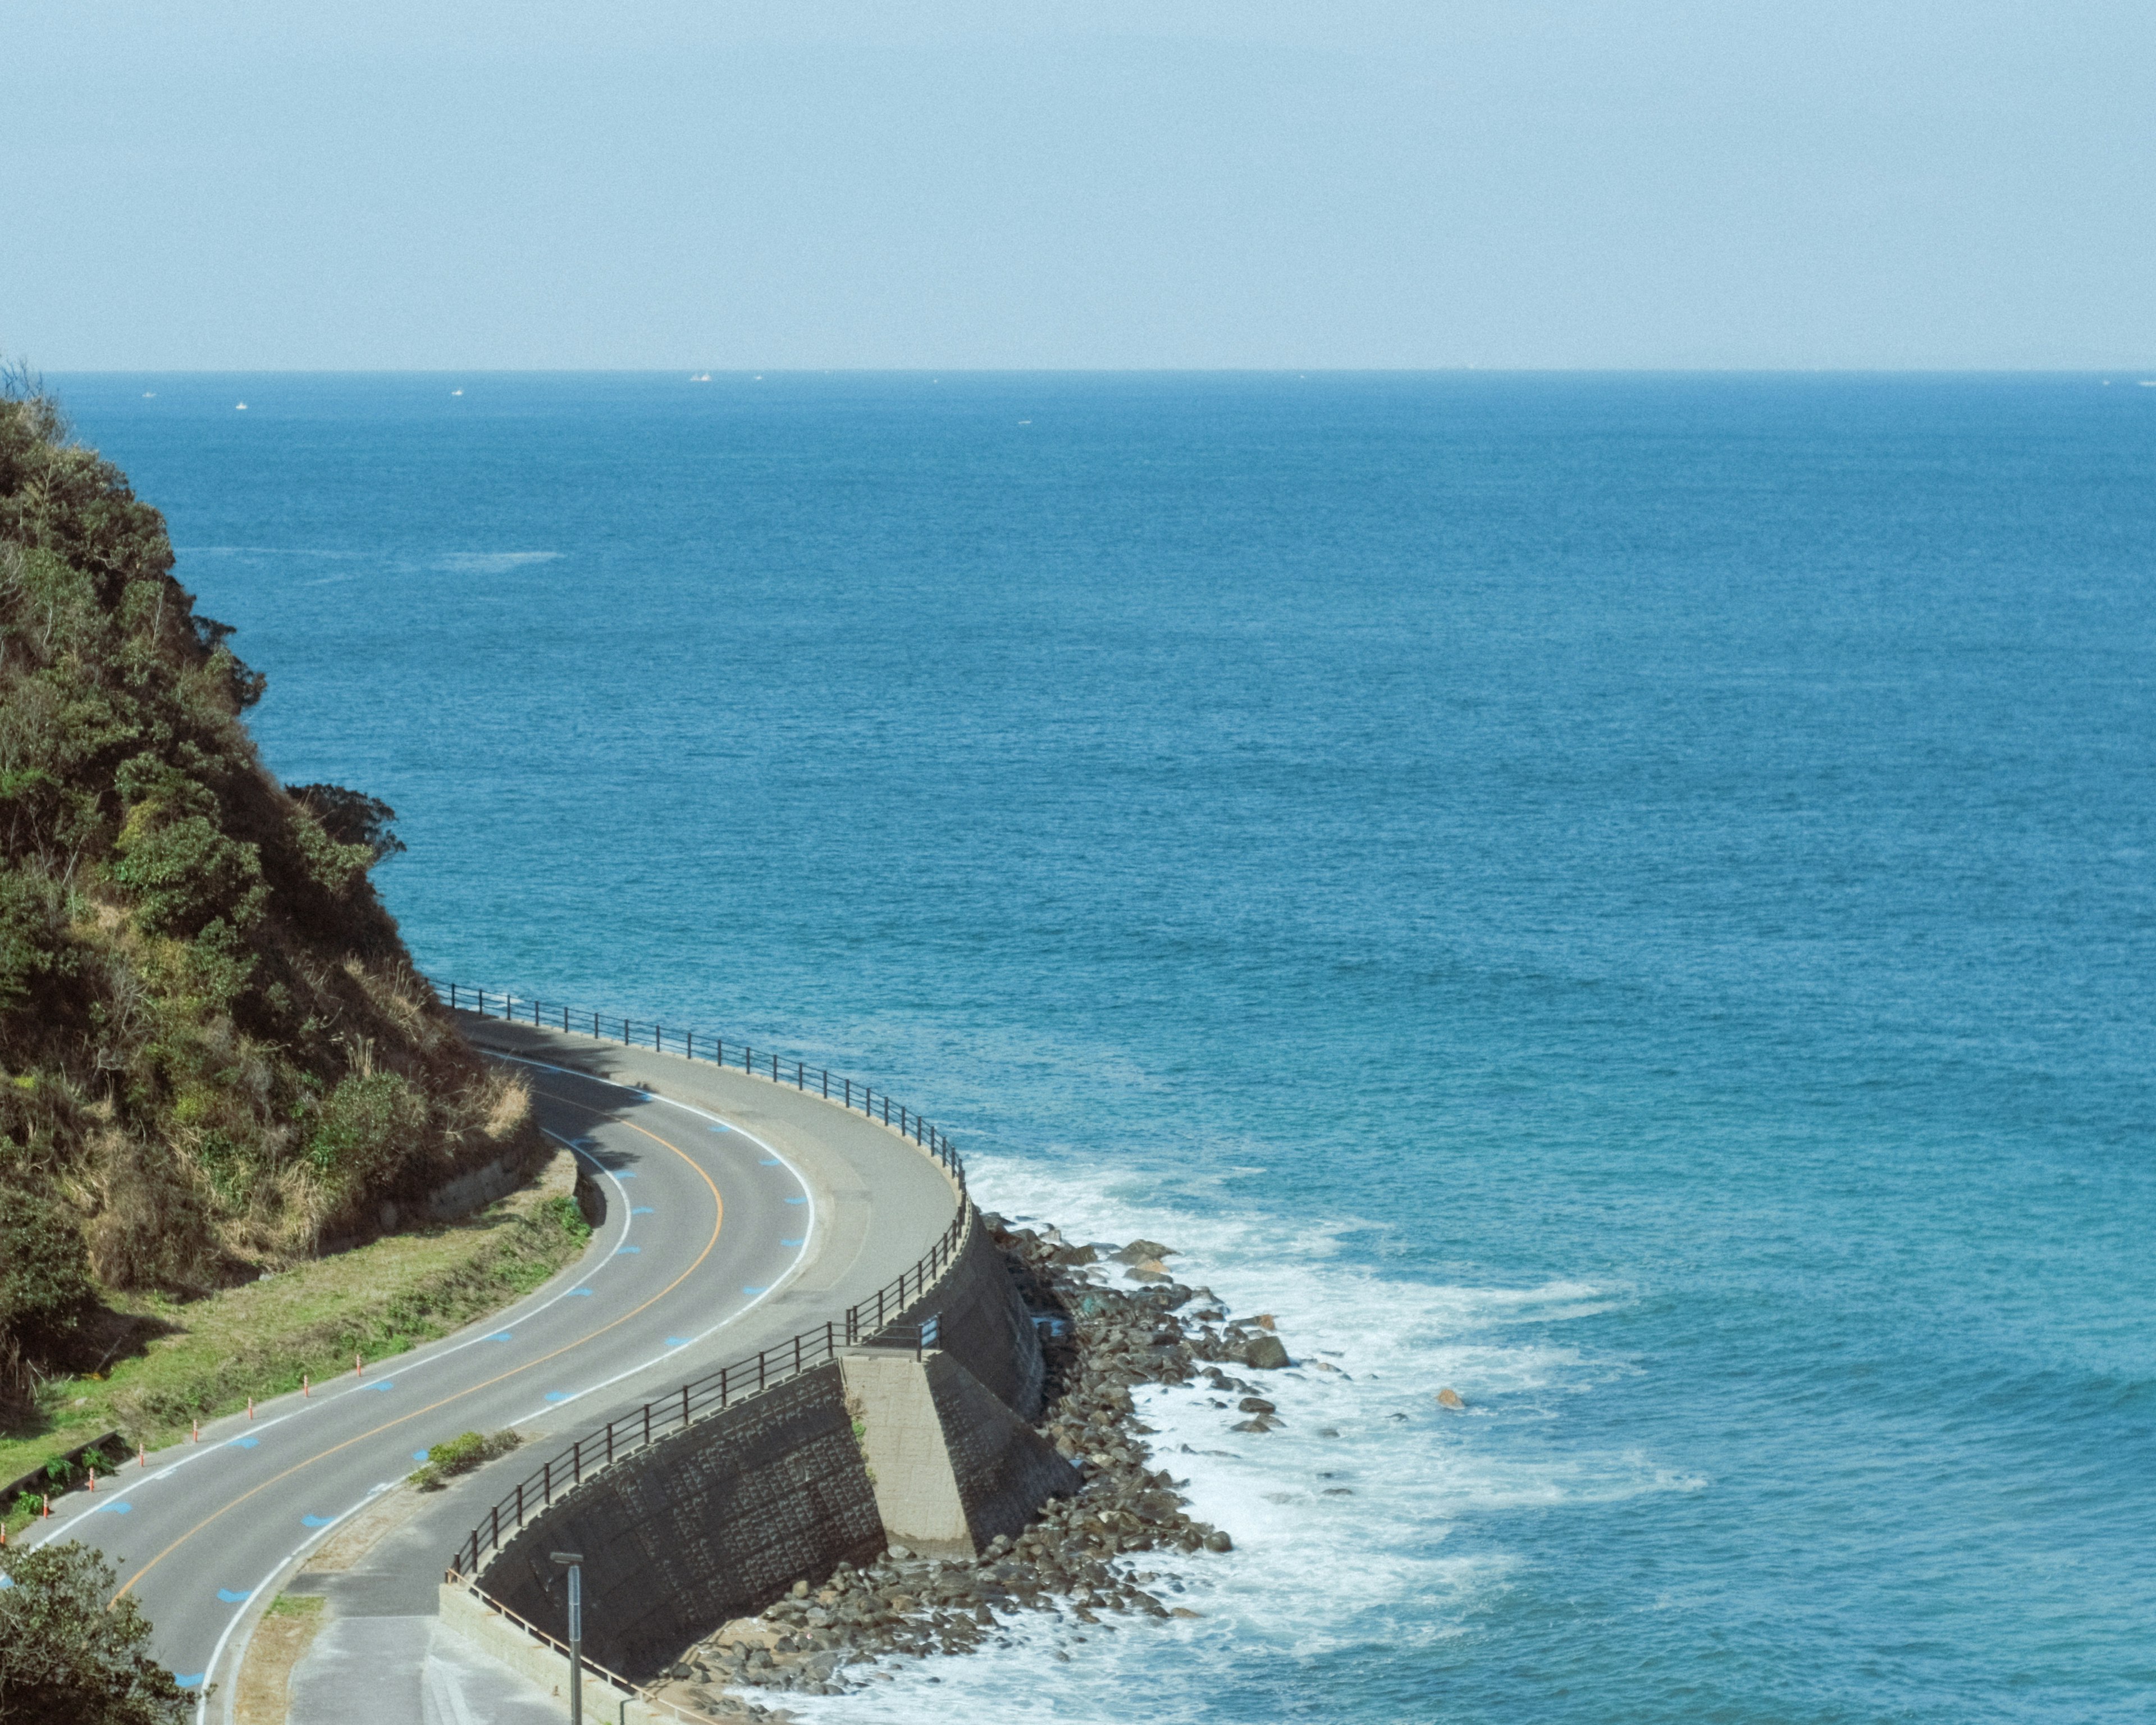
left=889, top=1213, right=1045, bottom=1418
left=481, top=1363, right=885, bottom=1682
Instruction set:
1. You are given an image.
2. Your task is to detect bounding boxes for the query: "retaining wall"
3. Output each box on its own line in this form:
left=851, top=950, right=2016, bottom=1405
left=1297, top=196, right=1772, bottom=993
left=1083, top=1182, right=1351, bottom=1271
left=483, top=1363, right=884, bottom=1682
left=471, top=1209, right=1057, bottom=1681
left=890, top=1215, right=1045, bottom=1418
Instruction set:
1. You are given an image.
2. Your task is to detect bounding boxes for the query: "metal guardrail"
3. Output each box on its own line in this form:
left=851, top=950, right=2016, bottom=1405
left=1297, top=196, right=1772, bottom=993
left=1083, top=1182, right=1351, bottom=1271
left=440, top=979, right=975, bottom=1583
left=436, top=980, right=962, bottom=1182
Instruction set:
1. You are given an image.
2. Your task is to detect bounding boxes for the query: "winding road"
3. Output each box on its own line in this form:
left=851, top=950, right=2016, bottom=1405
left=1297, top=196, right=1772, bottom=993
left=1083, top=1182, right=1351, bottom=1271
left=21, top=1017, right=963, bottom=1724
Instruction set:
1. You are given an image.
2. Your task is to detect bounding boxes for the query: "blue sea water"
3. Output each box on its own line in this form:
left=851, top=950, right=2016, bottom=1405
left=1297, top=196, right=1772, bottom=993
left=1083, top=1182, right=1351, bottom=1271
left=53, top=372, right=2156, bottom=1723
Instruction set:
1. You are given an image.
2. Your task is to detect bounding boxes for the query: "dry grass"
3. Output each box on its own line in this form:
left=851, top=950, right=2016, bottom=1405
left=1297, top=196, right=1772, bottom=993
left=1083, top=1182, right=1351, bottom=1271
left=234, top=1594, right=327, bottom=1725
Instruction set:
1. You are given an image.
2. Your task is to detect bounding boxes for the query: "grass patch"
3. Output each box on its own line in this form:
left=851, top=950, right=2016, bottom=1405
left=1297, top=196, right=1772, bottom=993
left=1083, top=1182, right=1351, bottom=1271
left=266, top=1594, right=326, bottom=1619
left=0, top=1153, right=587, bottom=1510
left=408, top=1428, right=522, bottom=1491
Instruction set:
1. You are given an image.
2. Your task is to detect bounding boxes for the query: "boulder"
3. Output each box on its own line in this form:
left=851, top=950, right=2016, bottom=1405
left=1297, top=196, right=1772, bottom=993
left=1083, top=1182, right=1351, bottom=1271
left=1245, top=1335, right=1290, bottom=1370
left=1114, top=1239, right=1176, bottom=1264
left=1436, top=1387, right=1466, bottom=1410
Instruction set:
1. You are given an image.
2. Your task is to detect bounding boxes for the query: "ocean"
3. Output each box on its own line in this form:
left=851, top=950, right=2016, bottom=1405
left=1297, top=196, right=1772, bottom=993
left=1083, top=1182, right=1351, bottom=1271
left=52, top=371, right=2156, bottom=1722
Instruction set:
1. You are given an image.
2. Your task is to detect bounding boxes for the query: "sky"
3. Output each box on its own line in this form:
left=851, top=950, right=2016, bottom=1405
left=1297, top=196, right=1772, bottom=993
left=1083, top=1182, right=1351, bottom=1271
left=6, top=1, right=2153, bottom=370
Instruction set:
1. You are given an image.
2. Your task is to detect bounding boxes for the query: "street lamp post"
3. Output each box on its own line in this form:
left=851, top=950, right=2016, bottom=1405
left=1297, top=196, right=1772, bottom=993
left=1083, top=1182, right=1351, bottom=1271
left=551, top=1551, right=585, bottom=1725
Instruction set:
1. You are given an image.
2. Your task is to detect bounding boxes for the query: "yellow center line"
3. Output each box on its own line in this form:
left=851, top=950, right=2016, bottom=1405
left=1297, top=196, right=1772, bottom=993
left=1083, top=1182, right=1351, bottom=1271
left=111, top=1090, right=721, bottom=1604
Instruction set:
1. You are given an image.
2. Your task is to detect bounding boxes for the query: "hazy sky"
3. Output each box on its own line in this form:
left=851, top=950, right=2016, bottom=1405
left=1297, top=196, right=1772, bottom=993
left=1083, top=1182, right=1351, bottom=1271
left=8, top=1, right=2153, bottom=369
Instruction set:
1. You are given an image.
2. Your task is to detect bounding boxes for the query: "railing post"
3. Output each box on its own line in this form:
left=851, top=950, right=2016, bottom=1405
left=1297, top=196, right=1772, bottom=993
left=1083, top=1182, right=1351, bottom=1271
left=450, top=982, right=458, bottom=1010
left=544, top=1459, right=552, bottom=1505
left=822, top=1069, right=829, bottom=1097
left=573, top=1439, right=581, bottom=1486
left=793, top=1333, right=801, bottom=1374
left=517, top=1480, right=524, bottom=1526
left=491, top=1504, right=500, bottom=1552
left=682, top=1384, right=690, bottom=1426
left=643, top=1404, right=651, bottom=1446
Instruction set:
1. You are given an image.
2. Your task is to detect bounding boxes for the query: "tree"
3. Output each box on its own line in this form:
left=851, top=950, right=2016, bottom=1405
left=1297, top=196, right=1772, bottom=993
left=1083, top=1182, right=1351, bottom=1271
left=0, top=1541, right=190, bottom=1724
left=285, top=783, right=406, bottom=862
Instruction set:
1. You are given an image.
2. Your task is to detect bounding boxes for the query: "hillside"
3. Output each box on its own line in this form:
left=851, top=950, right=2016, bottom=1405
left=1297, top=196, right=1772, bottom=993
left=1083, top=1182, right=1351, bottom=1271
left=0, top=379, right=532, bottom=1414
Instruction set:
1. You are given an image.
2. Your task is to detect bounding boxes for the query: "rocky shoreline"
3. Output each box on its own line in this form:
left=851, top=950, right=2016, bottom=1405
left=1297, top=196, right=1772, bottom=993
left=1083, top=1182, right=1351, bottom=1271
left=651, top=1212, right=1295, bottom=1719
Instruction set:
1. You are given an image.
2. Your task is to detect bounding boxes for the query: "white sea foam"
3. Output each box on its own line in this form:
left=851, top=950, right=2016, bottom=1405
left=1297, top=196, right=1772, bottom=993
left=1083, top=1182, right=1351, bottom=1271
left=781, top=1149, right=1683, bottom=1722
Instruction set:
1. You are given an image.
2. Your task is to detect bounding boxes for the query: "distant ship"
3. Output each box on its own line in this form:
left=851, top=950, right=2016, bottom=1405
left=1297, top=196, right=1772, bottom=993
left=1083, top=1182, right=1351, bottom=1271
left=689, top=373, right=711, bottom=382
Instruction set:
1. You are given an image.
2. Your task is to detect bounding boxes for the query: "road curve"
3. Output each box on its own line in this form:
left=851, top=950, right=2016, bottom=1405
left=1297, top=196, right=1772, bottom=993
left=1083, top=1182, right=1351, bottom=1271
left=21, top=1017, right=962, bottom=1723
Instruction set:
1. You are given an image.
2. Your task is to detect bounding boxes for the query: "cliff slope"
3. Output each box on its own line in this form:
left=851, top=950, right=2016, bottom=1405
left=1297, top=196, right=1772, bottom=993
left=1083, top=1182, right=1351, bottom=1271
left=0, top=381, right=530, bottom=1404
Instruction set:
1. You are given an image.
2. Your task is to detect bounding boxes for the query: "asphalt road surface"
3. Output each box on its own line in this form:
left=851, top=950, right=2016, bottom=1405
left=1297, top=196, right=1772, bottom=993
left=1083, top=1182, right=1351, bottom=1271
left=21, top=1019, right=962, bottom=1724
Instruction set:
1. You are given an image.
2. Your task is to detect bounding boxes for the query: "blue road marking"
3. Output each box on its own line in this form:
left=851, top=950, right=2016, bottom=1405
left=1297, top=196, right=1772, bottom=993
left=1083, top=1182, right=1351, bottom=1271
left=784, top=1196, right=807, bottom=1205
left=177, top=1674, right=205, bottom=1687
left=707, top=1124, right=730, bottom=1133
left=759, top=1157, right=781, bottom=1166
left=743, top=1285, right=766, bottom=1295
left=367, top=1381, right=394, bottom=1392
left=631, top=1206, right=655, bottom=1215
left=782, top=1238, right=804, bottom=1247
left=568, top=1288, right=593, bottom=1297
left=615, top=1246, right=641, bottom=1255
left=217, top=1589, right=253, bottom=1604
left=665, top=1336, right=688, bottom=1346
left=227, top=1437, right=259, bottom=1449
left=302, top=1514, right=334, bottom=1527
left=545, top=1392, right=570, bottom=1402
left=97, top=1502, right=132, bottom=1514
left=613, top=1170, right=638, bottom=1180
left=413, top=1451, right=431, bottom=1461
left=491, top=1331, right=513, bottom=1341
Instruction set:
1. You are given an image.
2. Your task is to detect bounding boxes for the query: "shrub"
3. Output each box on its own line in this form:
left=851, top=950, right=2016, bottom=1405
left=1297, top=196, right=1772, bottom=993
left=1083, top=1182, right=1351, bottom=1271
left=0, top=1540, right=190, bottom=1724
left=408, top=1428, right=521, bottom=1491
left=0, top=1196, right=95, bottom=1363
left=305, top=1071, right=424, bottom=1184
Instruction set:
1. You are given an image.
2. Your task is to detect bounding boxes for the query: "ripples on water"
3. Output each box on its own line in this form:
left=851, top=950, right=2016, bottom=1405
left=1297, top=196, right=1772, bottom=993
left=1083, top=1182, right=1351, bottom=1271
left=58, top=372, right=2156, bottom=1723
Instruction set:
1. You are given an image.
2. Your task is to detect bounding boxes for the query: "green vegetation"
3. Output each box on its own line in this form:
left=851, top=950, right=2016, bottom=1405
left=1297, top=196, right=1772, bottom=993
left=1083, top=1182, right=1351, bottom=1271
left=0, top=1541, right=190, bottom=1723
left=0, top=373, right=537, bottom=1427
left=540, top=1190, right=592, bottom=1245
left=264, top=1593, right=325, bottom=1620
left=408, top=1426, right=523, bottom=1491
left=0, top=1166, right=587, bottom=1513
